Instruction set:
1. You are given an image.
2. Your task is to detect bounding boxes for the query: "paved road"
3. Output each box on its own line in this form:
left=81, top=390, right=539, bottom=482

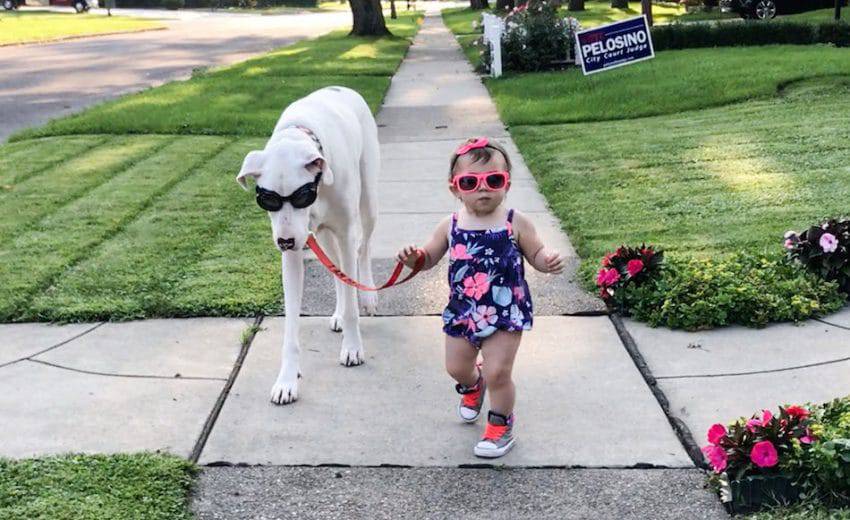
left=0, top=9, right=351, bottom=142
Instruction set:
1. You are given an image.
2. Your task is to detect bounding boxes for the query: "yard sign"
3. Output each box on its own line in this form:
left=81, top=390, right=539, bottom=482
left=574, top=16, right=655, bottom=76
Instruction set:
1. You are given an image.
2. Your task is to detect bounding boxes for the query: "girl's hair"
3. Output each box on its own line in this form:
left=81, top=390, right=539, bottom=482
left=449, top=138, right=512, bottom=178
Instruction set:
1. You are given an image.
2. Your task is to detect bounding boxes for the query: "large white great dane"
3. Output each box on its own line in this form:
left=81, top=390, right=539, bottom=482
left=236, top=86, right=379, bottom=405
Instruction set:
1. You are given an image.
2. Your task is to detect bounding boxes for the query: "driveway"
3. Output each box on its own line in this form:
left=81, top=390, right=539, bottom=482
left=0, top=8, right=351, bottom=142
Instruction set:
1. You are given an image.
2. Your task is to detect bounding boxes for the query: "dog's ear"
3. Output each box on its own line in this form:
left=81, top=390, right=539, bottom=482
left=236, top=150, right=266, bottom=190
left=306, top=156, right=334, bottom=186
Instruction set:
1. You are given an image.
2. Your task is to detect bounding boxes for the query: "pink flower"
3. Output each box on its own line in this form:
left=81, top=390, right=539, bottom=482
left=750, top=441, right=779, bottom=468
left=785, top=405, right=809, bottom=419
left=784, top=239, right=795, bottom=250
left=601, top=252, right=615, bottom=267
left=746, top=419, right=762, bottom=433
left=472, top=305, right=497, bottom=330
left=820, top=232, right=838, bottom=253
left=462, top=272, right=490, bottom=300
left=707, top=423, right=727, bottom=445
left=596, top=269, right=608, bottom=287
left=761, top=409, right=774, bottom=425
left=800, top=435, right=814, bottom=444
left=627, top=259, right=644, bottom=277
left=451, top=244, right=473, bottom=260
left=702, top=445, right=728, bottom=473
left=597, top=268, right=621, bottom=287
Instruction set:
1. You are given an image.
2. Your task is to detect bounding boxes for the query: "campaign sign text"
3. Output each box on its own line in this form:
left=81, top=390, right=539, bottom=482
left=575, top=16, right=654, bottom=75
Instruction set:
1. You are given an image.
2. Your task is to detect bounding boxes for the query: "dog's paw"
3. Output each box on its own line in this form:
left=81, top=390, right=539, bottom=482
left=329, top=313, right=343, bottom=332
left=339, top=346, right=365, bottom=367
left=360, top=292, right=378, bottom=316
left=270, top=378, right=299, bottom=405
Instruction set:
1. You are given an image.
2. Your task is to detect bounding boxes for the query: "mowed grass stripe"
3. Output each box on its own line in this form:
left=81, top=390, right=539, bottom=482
left=26, top=139, right=262, bottom=322
left=0, top=135, right=108, bottom=186
left=0, top=136, right=231, bottom=322
left=164, top=209, right=282, bottom=317
left=511, top=88, right=850, bottom=262
left=0, top=135, right=170, bottom=245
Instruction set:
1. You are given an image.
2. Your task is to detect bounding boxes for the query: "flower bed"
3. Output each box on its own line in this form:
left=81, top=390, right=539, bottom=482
left=703, top=397, right=850, bottom=514
left=596, top=217, right=850, bottom=330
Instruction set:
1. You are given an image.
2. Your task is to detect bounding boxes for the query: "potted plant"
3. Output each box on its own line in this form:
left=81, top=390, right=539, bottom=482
left=703, top=405, right=816, bottom=514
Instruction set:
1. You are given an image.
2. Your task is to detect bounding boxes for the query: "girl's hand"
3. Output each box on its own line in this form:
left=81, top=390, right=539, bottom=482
left=396, top=244, right=422, bottom=268
left=543, top=249, right=565, bottom=274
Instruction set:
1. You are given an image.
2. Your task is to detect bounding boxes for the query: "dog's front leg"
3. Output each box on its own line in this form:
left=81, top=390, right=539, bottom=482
left=338, top=226, right=365, bottom=366
left=271, top=248, right=304, bottom=405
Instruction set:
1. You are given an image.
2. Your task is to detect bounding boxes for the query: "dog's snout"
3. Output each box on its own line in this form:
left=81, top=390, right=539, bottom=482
left=277, top=237, right=296, bottom=251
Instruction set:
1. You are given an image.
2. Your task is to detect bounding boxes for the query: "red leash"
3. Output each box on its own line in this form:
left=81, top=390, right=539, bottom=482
left=306, top=234, right=426, bottom=291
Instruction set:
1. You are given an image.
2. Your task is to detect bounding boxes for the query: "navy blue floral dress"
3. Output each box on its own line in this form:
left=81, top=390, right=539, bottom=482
left=442, top=209, right=533, bottom=347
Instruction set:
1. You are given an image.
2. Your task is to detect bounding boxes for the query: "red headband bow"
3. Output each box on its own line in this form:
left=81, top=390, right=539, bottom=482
left=455, top=137, right=489, bottom=155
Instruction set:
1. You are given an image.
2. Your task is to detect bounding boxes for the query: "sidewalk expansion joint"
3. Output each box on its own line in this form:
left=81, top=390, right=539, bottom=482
left=190, top=314, right=264, bottom=464
left=609, top=315, right=706, bottom=469
left=0, top=321, right=104, bottom=370
left=656, top=355, right=850, bottom=380
left=814, top=317, right=850, bottom=331
left=200, top=462, right=698, bottom=471
left=26, top=358, right=227, bottom=382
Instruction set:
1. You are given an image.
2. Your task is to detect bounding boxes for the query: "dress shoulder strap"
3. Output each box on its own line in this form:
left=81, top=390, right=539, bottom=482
left=447, top=212, right=458, bottom=244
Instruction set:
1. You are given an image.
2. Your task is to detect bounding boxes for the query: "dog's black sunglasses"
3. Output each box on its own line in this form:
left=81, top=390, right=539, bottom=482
left=255, top=171, right=323, bottom=211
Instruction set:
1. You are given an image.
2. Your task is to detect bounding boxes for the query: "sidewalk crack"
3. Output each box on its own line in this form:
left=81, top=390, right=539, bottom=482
left=656, top=356, right=850, bottom=380
left=0, top=321, right=104, bottom=370
left=26, top=358, right=226, bottom=382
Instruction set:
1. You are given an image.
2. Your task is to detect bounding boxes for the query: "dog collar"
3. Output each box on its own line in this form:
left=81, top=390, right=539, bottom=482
left=290, top=125, right=323, bottom=154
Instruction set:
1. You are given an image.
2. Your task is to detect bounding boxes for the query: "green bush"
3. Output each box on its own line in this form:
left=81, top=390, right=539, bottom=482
left=161, top=0, right=184, bottom=9
left=651, top=20, right=850, bottom=50
left=618, top=253, right=846, bottom=330
left=782, top=397, right=850, bottom=507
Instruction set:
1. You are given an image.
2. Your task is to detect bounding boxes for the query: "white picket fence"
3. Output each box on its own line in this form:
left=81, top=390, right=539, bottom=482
left=481, top=13, right=504, bottom=78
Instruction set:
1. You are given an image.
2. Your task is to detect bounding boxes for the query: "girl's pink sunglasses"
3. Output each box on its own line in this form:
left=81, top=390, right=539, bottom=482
left=451, top=171, right=510, bottom=193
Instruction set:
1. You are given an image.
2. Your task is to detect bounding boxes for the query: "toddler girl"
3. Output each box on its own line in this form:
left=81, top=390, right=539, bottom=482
left=396, top=137, right=564, bottom=458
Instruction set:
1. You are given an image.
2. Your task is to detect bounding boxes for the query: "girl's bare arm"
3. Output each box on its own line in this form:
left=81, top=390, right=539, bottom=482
left=513, top=211, right=565, bottom=274
left=396, top=215, right=451, bottom=271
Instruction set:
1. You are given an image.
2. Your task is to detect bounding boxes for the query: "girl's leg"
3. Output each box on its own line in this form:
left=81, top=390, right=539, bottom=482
left=479, top=330, right=521, bottom=416
left=445, top=335, right=479, bottom=387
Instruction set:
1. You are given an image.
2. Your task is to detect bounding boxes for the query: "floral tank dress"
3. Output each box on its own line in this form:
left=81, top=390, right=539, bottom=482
left=442, top=209, right=533, bottom=347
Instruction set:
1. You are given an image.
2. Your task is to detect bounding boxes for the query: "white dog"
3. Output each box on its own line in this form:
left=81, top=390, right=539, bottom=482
left=236, top=86, right=379, bottom=405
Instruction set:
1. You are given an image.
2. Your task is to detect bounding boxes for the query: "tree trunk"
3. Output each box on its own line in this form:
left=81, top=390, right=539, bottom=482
left=390, top=0, right=397, bottom=18
left=568, top=0, right=584, bottom=10
left=470, top=0, right=489, bottom=9
left=496, top=0, right=514, bottom=11
left=641, top=0, right=652, bottom=24
left=349, top=0, right=391, bottom=36
left=611, top=0, right=627, bottom=7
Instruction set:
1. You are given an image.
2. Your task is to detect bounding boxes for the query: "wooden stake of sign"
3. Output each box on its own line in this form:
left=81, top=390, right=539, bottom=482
left=835, top=0, right=842, bottom=20
left=641, top=0, right=653, bottom=25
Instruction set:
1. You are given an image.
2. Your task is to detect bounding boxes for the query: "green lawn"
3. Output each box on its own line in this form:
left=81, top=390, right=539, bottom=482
left=0, top=12, right=422, bottom=322
left=443, top=9, right=850, bottom=268
left=486, top=46, right=850, bottom=125
left=510, top=76, right=850, bottom=262
left=0, top=453, right=196, bottom=520
left=781, top=6, right=847, bottom=22
left=748, top=503, right=850, bottom=519
left=0, top=10, right=163, bottom=46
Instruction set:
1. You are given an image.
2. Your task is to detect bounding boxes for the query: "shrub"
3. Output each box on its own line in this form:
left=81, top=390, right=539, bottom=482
left=786, top=218, right=850, bottom=295
left=482, top=1, right=581, bottom=72
left=616, top=253, right=845, bottom=330
left=783, top=397, right=850, bottom=506
left=651, top=20, right=850, bottom=51
left=161, top=0, right=184, bottom=8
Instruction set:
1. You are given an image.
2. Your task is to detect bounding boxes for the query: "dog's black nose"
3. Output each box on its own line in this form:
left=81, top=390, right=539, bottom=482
left=277, top=237, right=296, bottom=251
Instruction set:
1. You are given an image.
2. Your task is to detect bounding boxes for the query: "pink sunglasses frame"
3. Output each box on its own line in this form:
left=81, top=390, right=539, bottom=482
left=450, top=170, right=511, bottom=194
